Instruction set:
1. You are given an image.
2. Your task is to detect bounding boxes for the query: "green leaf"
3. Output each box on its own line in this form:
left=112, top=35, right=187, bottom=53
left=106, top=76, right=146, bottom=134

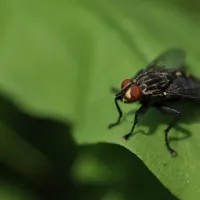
left=72, top=1, right=200, bottom=200
left=0, top=0, right=200, bottom=199
left=72, top=143, right=177, bottom=200
left=0, top=183, right=38, bottom=200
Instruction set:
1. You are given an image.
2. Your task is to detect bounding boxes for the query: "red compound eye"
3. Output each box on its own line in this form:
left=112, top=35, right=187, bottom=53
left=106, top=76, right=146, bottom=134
left=130, top=85, right=141, bottom=101
left=121, top=79, right=131, bottom=89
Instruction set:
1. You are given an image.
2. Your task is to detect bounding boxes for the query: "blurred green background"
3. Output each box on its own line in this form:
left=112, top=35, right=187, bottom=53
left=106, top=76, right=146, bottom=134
left=0, top=0, right=200, bottom=199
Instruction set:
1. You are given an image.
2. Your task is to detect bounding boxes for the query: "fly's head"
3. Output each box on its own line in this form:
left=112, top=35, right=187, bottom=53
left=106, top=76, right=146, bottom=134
left=116, top=79, right=141, bottom=103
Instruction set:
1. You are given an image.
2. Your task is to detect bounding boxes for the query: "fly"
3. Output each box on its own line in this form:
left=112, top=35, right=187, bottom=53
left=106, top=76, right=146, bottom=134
left=108, top=49, right=200, bottom=157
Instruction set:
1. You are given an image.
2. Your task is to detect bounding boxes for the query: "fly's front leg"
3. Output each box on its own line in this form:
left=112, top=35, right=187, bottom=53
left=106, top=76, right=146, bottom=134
left=156, top=105, right=180, bottom=157
left=108, top=96, right=123, bottom=129
left=123, top=105, right=148, bottom=140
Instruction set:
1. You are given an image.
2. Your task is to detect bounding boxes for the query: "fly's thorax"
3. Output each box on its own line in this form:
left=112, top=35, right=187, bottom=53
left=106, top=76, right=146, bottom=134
left=135, top=71, right=173, bottom=97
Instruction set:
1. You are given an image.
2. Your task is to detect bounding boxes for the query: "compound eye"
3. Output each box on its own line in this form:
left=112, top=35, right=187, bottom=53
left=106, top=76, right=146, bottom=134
left=130, top=85, right=141, bottom=101
left=121, top=79, right=132, bottom=89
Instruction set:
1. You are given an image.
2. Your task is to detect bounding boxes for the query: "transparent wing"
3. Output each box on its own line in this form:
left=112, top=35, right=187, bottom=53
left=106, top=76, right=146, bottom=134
left=166, top=88, right=200, bottom=100
left=146, top=49, right=186, bottom=71
left=166, top=76, right=200, bottom=100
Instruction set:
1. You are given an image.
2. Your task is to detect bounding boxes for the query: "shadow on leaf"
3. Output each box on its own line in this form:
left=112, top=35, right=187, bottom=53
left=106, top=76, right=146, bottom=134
left=121, top=100, right=200, bottom=144
left=0, top=93, right=178, bottom=200
left=74, top=143, right=178, bottom=200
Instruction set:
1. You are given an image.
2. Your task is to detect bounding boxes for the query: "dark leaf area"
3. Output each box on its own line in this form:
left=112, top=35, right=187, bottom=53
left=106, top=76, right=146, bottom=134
left=0, top=94, right=176, bottom=200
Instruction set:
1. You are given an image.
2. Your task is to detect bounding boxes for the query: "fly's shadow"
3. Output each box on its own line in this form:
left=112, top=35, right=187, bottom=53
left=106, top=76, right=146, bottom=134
left=122, top=100, right=200, bottom=143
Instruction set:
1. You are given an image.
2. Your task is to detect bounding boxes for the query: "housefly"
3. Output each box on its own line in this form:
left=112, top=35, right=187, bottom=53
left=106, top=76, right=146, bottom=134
left=108, top=49, right=200, bottom=156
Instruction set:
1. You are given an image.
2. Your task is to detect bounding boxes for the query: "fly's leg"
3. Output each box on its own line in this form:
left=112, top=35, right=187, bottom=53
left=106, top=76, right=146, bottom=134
left=108, top=96, right=123, bottom=129
left=123, top=105, right=148, bottom=140
left=156, top=106, right=180, bottom=157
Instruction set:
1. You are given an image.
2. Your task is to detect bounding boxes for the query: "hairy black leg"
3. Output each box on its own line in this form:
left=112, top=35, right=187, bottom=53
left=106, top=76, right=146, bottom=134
left=123, top=105, right=148, bottom=140
left=108, top=96, right=122, bottom=129
left=156, top=105, right=180, bottom=157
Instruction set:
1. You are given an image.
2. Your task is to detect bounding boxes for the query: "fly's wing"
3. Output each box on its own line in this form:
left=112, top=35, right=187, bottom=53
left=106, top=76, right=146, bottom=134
left=166, top=88, right=200, bottom=100
left=146, top=49, right=200, bottom=100
left=146, top=49, right=185, bottom=71
left=166, top=76, right=200, bottom=100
